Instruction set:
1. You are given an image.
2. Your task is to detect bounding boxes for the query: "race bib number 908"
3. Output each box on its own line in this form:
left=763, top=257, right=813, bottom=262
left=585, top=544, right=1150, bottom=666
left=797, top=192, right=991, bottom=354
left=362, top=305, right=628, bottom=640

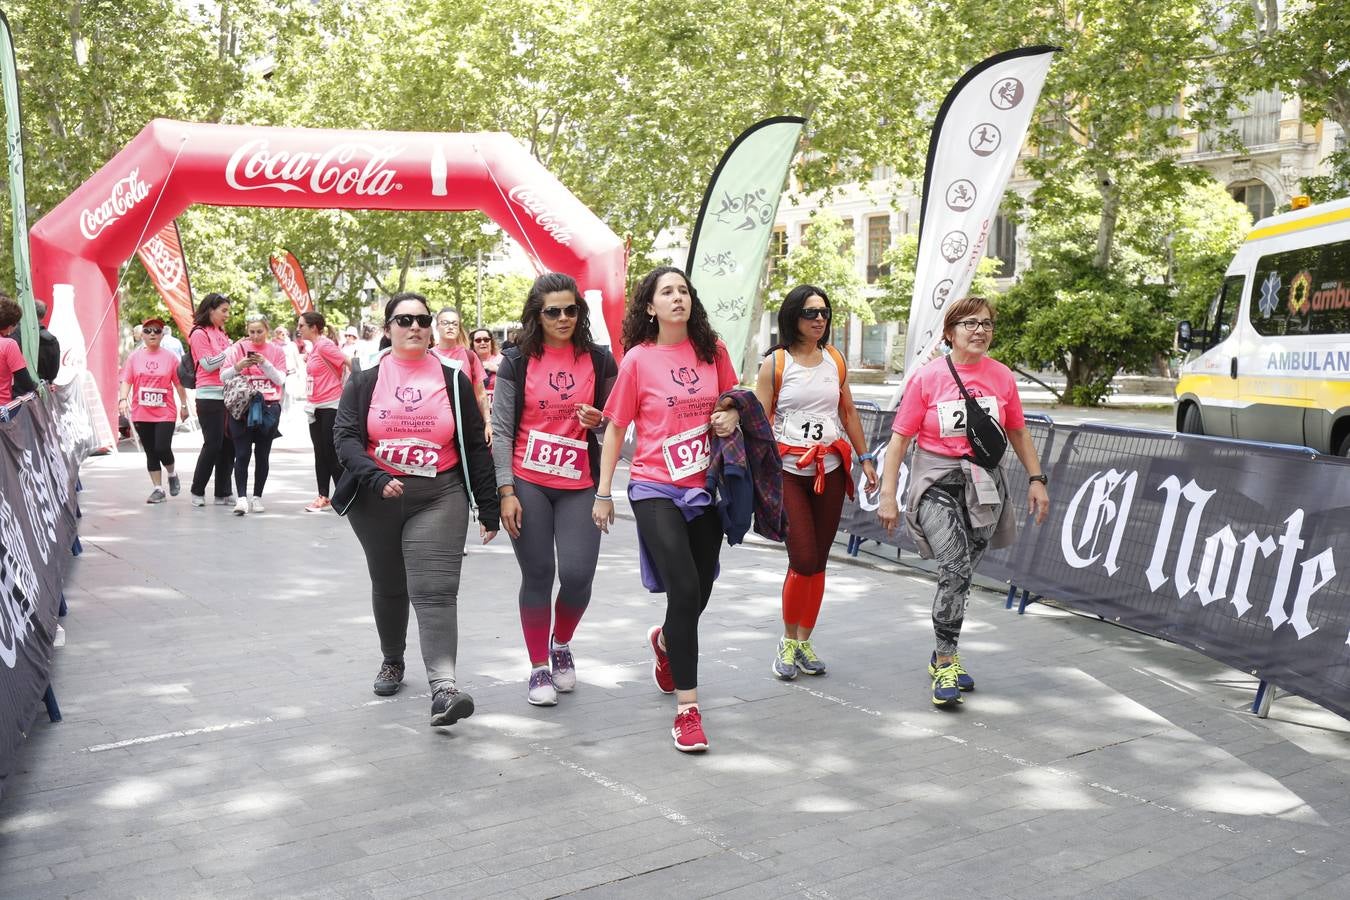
left=662, top=424, right=711, bottom=481
left=937, top=396, right=999, bottom=439
left=375, top=437, right=441, bottom=477
left=521, top=430, right=586, bottom=479
left=137, top=386, right=167, bottom=408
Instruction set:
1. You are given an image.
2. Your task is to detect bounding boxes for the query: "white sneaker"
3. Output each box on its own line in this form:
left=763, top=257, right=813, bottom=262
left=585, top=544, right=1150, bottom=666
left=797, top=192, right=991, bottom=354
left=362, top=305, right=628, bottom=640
left=190, top=494, right=206, bottom=508
left=233, top=497, right=248, bottom=516
left=249, top=496, right=265, bottom=513
left=527, top=668, right=557, bottom=706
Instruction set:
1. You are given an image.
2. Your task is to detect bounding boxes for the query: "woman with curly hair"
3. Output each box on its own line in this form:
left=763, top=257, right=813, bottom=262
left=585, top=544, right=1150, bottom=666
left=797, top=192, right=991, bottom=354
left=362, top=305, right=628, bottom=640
left=593, top=266, right=740, bottom=752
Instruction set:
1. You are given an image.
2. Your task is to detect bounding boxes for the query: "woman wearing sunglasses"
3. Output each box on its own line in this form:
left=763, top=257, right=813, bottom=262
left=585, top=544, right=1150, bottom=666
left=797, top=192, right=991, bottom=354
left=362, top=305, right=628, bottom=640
left=877, top=297, right=1049, bottom=707
left=118, top=317, right=189, bottom=503
left=753, top=285, right=878, bottom=681
left=433, top=308, right=492, bottom=445
left=469, top=329, right=501, bottom=396
left=333, top=292, right=500, bottom=728
left=593, top=266, right=740, bottom=752
left=221, top=313, right=287, bottom=516
left=491, top=274, right=617, bottom=706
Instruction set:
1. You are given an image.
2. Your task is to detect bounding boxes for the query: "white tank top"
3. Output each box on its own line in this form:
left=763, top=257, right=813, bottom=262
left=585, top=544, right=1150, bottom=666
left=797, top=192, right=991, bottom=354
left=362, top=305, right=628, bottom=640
left=772, top=351, right=845, bottom=476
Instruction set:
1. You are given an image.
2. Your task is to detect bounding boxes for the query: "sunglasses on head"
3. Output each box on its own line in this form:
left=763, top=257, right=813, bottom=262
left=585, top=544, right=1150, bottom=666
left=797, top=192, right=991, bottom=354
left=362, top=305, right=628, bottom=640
left=800, top=308, right=831, bottom=321
left=142, top=327, right=163, bottom=335
left=542, top=304, right=580, bottom=320
left=389, top=313, right=434, bottom=328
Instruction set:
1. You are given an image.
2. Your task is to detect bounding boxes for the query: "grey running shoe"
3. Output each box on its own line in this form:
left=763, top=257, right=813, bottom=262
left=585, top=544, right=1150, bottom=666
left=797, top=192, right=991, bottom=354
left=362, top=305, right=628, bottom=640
left=430, top=686, right=474, bottom=726
left=528, top=668, right=557, bottom=706
left=772, top=638, right=799, bottom=680
left=146, top=488, right=167, bottom=504
left=190, top=494, right=206, bottom=507
left=550, top=643, right=576, bottom=692
left=373, top=659, right=405, bottom=696
left=215, top=494, right=236, bottom=506
left=167, top=474, right=181, bottom=496
left=795, top=639, right=827, bottom=676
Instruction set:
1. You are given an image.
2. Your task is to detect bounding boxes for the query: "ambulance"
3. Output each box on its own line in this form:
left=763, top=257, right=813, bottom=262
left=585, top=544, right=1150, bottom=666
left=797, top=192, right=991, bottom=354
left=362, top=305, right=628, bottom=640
left=1175, top=195, right=1350, bottom=456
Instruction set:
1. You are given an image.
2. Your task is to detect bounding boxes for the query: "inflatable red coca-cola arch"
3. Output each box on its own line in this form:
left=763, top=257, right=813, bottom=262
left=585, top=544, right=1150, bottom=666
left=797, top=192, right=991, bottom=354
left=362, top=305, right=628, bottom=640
left=28, top=119, right=628, bottom=430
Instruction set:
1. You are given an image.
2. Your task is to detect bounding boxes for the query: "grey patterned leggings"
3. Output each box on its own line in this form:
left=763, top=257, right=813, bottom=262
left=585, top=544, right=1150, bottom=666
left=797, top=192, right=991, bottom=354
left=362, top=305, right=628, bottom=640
left=916, top=472, right=1001, bottom=656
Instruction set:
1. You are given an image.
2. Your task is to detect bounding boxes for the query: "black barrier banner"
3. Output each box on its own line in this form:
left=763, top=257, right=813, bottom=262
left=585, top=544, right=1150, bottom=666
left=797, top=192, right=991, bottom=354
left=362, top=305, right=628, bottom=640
left=841, top=408, right=1350, bottom=720
left=0, top=385, right=94, bottom=798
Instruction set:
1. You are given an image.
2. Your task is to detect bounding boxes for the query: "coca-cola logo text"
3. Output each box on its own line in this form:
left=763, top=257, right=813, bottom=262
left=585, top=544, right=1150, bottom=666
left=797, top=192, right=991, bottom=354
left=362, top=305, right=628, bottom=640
left=508, top=185, right=573, bottom=246
left=226, top=140, right=404, bottom=196
left=79, top=170, right=149, bottom=240
left=139, top=236, right=184, bottom=290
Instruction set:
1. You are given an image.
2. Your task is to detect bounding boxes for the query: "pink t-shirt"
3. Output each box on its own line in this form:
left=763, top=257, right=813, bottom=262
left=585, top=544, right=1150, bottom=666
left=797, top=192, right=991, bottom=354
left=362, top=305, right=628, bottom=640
left=366, top=353, right=459, bottom=478
left=603, top=338, right=739, bottom=488
left=189, top=326, right=233, bottom=389
left=305, top=336, right=347, bottom=404
left=0, top=336, right=29, bottom=406
left=433, top=344, right=486, bottom=390
left=225, top=339, right=287, bottom=402
left=893, top=354, right=1025, bottom=458
left=513, top=344, right=597, bottom=490
left=120, top=347, right=181, bottom=422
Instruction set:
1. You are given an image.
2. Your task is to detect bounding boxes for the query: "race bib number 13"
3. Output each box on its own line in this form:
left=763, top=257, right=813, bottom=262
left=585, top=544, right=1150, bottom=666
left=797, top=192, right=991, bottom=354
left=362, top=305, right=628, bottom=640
left=662, top=424, right=711, bottom=481
left=521, top=430, right=586, bottom=479
left=937, top=396, right=998, bottom=439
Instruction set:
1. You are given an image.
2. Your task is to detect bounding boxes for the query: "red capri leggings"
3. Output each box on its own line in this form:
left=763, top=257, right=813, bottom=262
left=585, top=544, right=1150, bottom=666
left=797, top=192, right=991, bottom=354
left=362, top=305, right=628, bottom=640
left=781, top=466, right=847, bottom=629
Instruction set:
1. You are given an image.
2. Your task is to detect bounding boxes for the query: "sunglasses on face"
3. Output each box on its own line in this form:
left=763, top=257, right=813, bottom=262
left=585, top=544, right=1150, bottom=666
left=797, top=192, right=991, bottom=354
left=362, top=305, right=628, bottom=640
left=142, top=327, right=163, bottom=335
left=542, top=305, right=580, bottom=320
left=800, top=308, right=831, bottom=321
left=390, top=313, right=434, bottom=329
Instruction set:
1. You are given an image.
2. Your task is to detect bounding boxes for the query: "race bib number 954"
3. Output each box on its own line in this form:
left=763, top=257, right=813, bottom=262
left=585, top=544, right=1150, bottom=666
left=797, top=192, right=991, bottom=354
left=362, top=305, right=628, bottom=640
left=662, top=424, right=711, bottom=481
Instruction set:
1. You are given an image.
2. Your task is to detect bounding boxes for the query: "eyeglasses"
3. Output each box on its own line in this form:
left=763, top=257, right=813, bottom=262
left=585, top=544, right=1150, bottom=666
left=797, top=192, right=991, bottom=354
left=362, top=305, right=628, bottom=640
left=390, top=313, right=434, bottom=328
left=142, top=327, right=163, bottom=335
left=542, top=305, right=580, bottom=320
left=800, top=308, right=831, bottom=321
left=955, top=318, right=995, bottom=332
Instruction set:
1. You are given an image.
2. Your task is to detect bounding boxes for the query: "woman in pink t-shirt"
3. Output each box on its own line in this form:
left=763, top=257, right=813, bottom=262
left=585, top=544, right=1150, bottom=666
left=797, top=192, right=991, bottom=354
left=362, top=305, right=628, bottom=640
left=877, top=297, right=1050, bottom=707
left=0, top=296, right=37, bottom=407
left=118, top=317, right=189, bottom=503
left=297, top=311, right=351, bottom=511
left=594, top=267, right=741, bottom=753
left=221, top=314, right=287, bottom=516
left=333, top=292, right=500, bottom=729
left=490, top=273, right=617, bottom=707
left=433, top=307, right=491, bottom=444
left=188, top=292, right=238, bottom=506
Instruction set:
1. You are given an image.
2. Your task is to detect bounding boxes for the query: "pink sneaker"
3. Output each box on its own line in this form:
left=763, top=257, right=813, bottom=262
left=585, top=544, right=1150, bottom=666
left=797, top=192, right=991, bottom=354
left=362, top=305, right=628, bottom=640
left=672, top=707, right=708, bottom=753
left=647, top=625, right=675, bottom=694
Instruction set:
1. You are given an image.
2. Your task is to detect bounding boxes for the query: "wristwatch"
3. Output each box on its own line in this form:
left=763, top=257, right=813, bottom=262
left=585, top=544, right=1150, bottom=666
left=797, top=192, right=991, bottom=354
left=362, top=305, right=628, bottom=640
left=1028, top=474, right=1048, bottom=486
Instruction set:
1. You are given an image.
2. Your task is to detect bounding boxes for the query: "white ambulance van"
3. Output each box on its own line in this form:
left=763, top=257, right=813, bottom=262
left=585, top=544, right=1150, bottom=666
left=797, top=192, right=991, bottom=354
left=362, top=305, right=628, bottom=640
left=1175, top=196, right=1350, bottom=455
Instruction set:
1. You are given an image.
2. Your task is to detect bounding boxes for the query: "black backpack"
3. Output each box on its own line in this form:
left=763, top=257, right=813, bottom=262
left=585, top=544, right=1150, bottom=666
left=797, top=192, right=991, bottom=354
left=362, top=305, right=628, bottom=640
left=177, top=327, right=198, bottom=389
left=945, top=355, right=1007, bottom=469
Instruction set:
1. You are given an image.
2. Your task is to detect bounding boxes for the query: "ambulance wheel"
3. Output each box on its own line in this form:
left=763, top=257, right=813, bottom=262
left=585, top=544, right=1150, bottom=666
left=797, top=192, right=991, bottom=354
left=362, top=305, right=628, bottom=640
left=1180, top=404, right=1204, bottom=436
left=1338, top=432, right=1350, bottom=458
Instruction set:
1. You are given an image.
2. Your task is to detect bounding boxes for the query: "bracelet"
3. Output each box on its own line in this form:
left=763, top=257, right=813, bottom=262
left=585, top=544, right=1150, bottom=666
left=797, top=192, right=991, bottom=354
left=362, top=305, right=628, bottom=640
left=594, top=493, right=613, bottom=502
left=858, top=452, right=876, bottom=463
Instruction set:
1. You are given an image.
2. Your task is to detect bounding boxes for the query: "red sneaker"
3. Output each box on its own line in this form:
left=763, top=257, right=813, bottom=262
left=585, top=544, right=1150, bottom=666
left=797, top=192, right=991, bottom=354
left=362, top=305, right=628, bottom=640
left=647, top=625, right=675, bottom=694
left=672, top=707, right=708, bottom=753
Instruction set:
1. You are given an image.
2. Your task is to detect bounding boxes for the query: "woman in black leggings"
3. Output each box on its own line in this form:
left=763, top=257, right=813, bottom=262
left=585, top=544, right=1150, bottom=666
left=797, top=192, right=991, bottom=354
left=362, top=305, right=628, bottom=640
left=297, top=311, right=349, bottom=512
left=593, top=267, right=740, bottom=752
left=188, top=293, right=236, bottom=506
left=491, top=273, right=616, bottom=707
left=118, top=317, right=189, bottom=503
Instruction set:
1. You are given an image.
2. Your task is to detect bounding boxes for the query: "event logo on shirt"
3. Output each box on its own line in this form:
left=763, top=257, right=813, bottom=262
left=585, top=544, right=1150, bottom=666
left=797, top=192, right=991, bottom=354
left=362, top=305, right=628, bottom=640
left=145, top=359, right=160, bottom=372
left=548, top=371, right=576, bottom=400
left=670, top=367, right=701, bottom=396
left=395, top=386, right=423, bottom=410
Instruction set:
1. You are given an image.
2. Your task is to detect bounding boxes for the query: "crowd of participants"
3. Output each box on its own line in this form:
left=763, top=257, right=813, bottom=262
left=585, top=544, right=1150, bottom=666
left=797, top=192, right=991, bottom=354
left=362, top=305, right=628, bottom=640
left=103, top=266, right=1051, bottom=752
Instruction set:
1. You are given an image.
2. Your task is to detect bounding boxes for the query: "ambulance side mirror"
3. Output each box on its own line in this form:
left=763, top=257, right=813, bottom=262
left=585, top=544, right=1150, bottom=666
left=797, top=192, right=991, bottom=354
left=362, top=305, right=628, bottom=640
left=1176, top=320, right=1193, bottom=352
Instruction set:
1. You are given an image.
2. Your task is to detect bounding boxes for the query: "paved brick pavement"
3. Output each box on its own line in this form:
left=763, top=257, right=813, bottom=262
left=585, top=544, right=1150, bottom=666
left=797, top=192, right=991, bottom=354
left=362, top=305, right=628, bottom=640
left=3, top=422, right=1350, bottom=898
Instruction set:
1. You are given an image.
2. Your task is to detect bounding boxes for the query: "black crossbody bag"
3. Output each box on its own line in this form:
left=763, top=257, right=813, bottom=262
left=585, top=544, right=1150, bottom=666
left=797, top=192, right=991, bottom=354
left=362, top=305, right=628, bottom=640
left=945, top=355, right=1007, bottom=469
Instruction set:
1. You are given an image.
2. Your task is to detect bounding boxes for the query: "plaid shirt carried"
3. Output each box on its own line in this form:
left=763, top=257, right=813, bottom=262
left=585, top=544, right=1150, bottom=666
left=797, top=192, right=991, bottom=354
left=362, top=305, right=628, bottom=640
left=707, top=388, right=786, bottom=543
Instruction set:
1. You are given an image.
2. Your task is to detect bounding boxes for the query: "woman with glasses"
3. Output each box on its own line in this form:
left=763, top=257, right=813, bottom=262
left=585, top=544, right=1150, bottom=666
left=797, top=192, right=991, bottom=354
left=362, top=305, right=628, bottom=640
left=433, top=308, right=492, bottom=444
left=753, top=285, right=878, bottom=681
left=297, top=311, right=351, bottom=512
left=877, top=297, right=1049, bottom=707
left=118, top=317, right=189, bottom=503
left=188, top=293, right=237, bottom=507
left=470, top=329, right=501, bottom=397
left=593, top=266, right=740, bottom=752
left=221, top=313, right=287, bottom=516
left=491, top=274, right=617, bottom=706
left=334, top=292, right=499, bottom=728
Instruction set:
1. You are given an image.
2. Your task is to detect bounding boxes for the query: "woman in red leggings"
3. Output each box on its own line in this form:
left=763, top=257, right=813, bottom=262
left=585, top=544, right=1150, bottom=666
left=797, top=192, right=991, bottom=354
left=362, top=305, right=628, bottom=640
left=754, top=284, right=877, bottom=679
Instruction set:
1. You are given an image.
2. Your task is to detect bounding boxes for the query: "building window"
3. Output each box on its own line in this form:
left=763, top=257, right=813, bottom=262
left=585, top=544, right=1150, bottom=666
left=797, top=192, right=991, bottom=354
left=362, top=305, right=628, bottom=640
left=866, top=215, right=891, bottom=284
left=1231, top=180, right=1276, bottom=222
left=871, top=163, right=895, bottom=182
left=768, top=227, right=787, bottom=275
left=839, top=217, right=854, bottom=254
left=985, top=212, right=1017, bottom=277
left=1201, top=89, right=1281, bottom=152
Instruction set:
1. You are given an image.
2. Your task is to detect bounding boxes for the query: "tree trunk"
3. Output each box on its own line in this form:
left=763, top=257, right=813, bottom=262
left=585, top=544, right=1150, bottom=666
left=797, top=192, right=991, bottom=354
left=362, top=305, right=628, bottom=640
left=1093, top=168, right=1120, bottom=272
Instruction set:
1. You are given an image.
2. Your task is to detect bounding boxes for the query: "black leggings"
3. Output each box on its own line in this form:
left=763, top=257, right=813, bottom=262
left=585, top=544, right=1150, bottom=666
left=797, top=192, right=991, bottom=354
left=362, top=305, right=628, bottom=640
left=231, top=427, right=276, bottom=497
left=133, top=421, right=175, bottom=472
left=631, top=498, right=723, bottom=692
left=309, top=407, right=342, bottom=497
left=190, top=397, right=235, bottom=498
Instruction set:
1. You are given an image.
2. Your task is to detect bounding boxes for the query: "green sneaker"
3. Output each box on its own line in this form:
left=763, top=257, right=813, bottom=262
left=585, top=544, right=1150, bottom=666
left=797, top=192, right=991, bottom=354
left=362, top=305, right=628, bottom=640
left=928, top=651, right=975, bottom=691
left=931, top=663, right=962, bottom=706
left=772, top=638, right=799, bottom=680
left=794, top=639, right=826, bottom=676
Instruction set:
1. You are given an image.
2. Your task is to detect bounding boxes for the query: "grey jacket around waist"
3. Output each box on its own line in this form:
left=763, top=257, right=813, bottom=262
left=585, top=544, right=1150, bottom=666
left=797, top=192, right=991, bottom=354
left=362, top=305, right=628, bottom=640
left=903, top=446, right=1016, bottom=559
